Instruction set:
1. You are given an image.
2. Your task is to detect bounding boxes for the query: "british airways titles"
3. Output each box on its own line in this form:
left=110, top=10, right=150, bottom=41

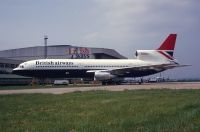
left=36, top=61, right=74, bottom=66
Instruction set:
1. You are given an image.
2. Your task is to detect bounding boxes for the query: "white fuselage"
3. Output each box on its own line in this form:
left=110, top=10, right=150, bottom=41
left=12, top=58, right=166, bottom=79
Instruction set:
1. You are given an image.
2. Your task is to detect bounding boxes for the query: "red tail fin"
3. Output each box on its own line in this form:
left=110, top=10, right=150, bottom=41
left=157, top=34, right=177, bottom=50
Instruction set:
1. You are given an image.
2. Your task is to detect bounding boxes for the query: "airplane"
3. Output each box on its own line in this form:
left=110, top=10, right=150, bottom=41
left=12, top=34, right=187, bottom=84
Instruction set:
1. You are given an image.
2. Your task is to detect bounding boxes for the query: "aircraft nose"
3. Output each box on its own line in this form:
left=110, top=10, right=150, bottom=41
left=12, top=68, right=20, bottom=75
left=12, top=69, right=17, bottom=74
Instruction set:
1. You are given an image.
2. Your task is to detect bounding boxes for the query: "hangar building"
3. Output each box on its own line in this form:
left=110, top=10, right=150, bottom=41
left=0, top=45, right=126, bottom=60
left=0, top=45, right=126, bottom=85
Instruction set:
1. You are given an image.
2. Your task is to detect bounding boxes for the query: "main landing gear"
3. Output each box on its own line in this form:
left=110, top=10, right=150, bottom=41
left=138, top=77, right=144, bottom=85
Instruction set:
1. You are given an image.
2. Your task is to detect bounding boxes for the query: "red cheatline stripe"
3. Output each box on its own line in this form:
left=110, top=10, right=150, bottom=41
left=158, top=51, right=174, bottom=60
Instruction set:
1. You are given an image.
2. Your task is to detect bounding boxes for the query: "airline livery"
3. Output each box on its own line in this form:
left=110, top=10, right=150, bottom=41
left=12, top=34, right=185, bottom=82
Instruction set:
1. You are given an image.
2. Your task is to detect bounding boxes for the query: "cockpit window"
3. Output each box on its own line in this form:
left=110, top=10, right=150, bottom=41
left=19, top=65, right=24, bottom=68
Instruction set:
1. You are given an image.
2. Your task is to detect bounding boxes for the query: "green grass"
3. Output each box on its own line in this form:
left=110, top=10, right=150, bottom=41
left=0, top=90, right=200, bottom=132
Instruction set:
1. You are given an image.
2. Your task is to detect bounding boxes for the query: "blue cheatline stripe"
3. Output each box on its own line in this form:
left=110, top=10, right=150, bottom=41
left=166, top=51, right=174, bottom=56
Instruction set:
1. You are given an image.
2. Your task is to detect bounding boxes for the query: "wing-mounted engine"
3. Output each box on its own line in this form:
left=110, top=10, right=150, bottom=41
left=94, top=71, right=116, bottom=81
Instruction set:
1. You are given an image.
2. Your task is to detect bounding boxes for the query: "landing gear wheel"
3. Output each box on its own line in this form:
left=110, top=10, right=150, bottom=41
left=138, top=78, right=143, bottom=85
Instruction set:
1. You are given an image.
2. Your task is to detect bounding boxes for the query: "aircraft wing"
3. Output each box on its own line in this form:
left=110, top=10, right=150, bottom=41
left=86, top=63, right=190, bottom=76
left=109, top=63, right=190, bottom=76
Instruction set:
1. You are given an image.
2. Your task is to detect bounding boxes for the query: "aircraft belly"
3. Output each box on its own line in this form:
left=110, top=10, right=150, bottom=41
left=13, top=68, right=165, bottom=78
left=13, top=69, right=94, bottom=78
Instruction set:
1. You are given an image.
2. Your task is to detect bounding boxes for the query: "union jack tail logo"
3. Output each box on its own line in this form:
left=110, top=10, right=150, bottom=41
left=158, top=50, right=174, bottom=60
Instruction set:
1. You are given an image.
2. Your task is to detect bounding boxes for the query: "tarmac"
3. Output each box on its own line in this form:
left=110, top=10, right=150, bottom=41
left=0, top=82, right=200, bottom=95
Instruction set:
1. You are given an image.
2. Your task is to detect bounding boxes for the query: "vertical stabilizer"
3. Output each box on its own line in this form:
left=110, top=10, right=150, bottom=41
left=157, top=34, right=177, bottom=60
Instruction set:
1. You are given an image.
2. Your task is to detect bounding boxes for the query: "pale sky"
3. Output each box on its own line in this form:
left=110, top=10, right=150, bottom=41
left=0, top=0, right=199, bottom=79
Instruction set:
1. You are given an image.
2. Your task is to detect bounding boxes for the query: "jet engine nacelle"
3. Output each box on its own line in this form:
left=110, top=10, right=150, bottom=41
left=135, top=50, right=156, bottom=60
left=135, top=50, right=168, bottom=62
left=94, top=71, right=116, bottom=81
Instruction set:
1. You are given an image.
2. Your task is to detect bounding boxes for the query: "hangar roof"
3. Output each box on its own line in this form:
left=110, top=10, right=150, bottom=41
left=0, top=45, right=127, bottom=60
